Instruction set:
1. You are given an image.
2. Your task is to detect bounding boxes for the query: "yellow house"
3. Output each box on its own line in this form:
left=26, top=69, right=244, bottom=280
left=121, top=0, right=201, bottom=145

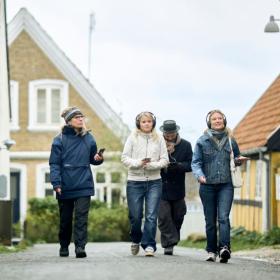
left=232, top=75, right=280, bottom=232
left=8, top=8, right=130, bottom=226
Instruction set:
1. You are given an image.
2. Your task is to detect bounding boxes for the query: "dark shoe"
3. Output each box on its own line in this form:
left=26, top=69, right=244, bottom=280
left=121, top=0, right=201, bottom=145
left=219, top=246, right=231, bottom=263
left=59, top=247, right=69, bottom=257
left=131, top=243, right=140, bottom=256
left=164, top=247, right=173, bottom=255
left=75, top=247, right=87, bottom=258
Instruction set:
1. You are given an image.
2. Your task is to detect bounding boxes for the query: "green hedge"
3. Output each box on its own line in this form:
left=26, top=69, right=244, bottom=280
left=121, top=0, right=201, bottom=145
left=25, top=197, right=130, bottom=243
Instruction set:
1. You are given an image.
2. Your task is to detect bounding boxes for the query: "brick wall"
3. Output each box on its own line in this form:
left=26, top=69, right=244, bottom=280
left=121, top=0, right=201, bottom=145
left=9, top=31, right=123, bottom=152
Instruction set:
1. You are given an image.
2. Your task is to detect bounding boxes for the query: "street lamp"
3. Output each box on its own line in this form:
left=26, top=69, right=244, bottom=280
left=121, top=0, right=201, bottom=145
left=264, top=15, right=280, bottom=32
left=0, top=139, right=16, bottom=150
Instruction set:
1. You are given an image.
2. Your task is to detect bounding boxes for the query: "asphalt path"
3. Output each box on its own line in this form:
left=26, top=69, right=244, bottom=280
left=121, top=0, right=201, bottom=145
left=0, top=243, right=279, bottom=280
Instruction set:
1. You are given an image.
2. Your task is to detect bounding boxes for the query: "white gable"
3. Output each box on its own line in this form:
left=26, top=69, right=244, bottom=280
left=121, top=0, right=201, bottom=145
left=8, top=8, right=130, bottom=143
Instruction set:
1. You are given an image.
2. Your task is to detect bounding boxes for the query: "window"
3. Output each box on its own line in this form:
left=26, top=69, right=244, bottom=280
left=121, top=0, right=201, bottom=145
left=36, top=164, right=55, bottom=198
left=111, top=172, right=121, bottom=183
left=28, top=80, right=68, bottom=131
left=10, top=81, right=19, bottom=130
left=44, top=172, right=54, bottom=197
left=96, top=172, right=106, bottom=183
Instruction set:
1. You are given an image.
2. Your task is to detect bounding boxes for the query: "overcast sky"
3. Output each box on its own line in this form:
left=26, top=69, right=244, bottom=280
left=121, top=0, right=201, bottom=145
left=7, top=0, right=280, bottom=146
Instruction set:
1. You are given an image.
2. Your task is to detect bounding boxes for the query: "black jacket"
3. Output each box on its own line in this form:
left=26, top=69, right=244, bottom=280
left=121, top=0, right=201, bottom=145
left=161, top=138, right=193, bottom=200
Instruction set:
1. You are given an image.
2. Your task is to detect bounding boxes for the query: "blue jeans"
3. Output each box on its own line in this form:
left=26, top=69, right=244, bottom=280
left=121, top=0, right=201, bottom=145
left=199, top=182, right=233, bottom=254
left=126, top=179, right=162, bottom=251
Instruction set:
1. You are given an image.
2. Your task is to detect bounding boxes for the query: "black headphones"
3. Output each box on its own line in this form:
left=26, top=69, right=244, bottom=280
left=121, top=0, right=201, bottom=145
left=135, top=112, right=156, bottom=129
left=206, top=109, right=227, bottom=129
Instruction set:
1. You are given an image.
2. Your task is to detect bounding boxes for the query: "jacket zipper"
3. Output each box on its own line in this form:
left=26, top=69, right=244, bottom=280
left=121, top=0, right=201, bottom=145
left=144, top=136, right=149, bottom=181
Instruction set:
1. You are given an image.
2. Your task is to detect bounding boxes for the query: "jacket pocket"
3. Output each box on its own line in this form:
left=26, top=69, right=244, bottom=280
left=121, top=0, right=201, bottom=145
left=202, top=148, right=215, bottom=162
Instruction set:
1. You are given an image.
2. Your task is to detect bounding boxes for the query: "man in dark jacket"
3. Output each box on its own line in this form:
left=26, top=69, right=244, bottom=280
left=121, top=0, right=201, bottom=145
left=159, top=120, right=193, bottom=255
left=49, top=107, right=103, bottom=258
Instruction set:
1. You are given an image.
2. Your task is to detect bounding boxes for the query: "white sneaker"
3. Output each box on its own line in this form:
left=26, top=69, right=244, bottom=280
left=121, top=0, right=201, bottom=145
left=145, top=246, right=154, bottom=257
left=131, top=243, right=140, bottom=255
left=206, top=252, right=217, bottom=262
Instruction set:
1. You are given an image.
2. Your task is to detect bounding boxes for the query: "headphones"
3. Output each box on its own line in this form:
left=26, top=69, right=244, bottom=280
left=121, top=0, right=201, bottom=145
left=206, top=109, right=227, bottom=129
left=135, top=112, right=156, bottom=129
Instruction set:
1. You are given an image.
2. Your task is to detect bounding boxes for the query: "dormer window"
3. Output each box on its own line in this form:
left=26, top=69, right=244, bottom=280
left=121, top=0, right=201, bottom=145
left=28, top=79, right=68, bottom=131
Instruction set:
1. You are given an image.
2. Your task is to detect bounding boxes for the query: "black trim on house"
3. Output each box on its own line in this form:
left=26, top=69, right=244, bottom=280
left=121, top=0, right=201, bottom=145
left=267, top=127, right=280, bottom=151
left=234, top=199, right=262, bottom=208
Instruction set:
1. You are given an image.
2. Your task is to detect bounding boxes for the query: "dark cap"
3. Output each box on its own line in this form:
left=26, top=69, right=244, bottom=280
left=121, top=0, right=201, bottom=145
left=159, top=120, right=180, bottom=133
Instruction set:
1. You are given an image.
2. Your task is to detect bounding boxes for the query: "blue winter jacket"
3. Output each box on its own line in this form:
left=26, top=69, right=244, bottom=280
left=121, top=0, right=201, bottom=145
left=191, top=130, right=240, bottom=184
left=49, top=126, right=102, bottom=199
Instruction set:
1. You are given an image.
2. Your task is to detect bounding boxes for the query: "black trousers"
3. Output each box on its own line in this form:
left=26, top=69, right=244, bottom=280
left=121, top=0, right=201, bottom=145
left=58, top=196, right=91, bottom=249
left=158, top=198, right=187, bottom=248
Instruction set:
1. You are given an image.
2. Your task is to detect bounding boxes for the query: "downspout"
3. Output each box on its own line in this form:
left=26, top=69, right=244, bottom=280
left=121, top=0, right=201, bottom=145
left=259, top=150, right=270, bottom=232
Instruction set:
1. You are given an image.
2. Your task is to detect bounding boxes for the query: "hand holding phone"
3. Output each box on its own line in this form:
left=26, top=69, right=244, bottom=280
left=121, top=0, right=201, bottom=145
left=98, top=148, right=105, bottom=156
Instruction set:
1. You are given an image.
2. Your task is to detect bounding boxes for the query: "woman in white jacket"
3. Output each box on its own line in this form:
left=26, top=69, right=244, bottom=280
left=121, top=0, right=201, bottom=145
left=122, top=112, right=169, bottom=257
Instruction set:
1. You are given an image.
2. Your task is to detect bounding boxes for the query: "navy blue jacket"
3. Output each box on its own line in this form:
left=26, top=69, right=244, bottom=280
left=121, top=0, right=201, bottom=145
left=49, top=126, right=102, bottom=199
left=161, top=138, right=193, bottom=200
left=191, top=130, right=240, bottom=184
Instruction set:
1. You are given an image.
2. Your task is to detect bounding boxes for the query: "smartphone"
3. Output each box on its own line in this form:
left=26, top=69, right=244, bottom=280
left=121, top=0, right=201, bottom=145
left=98, top=148, right=105, bottom=156
left=142, top=157, right=151, bottom=162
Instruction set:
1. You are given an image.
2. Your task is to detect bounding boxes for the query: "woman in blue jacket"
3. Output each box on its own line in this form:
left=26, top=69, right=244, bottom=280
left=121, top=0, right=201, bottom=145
left=191, top=110, right=248, bottom=263
left=49, top=107, right=103, bottom=258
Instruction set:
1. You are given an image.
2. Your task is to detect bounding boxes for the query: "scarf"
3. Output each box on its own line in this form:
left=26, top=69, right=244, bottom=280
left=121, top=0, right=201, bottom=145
left=165, top=134, right=181, bottom=155
left=207, top=129, right=228, bottom=149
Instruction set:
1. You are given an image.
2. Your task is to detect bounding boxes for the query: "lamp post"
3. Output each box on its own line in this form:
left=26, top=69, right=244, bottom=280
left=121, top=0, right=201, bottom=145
left=264, top=15, right=280, bottom=32
left=0, top=0, right=13, bottom=245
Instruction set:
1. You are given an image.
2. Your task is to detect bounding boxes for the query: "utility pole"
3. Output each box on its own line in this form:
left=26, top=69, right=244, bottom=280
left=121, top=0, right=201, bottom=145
left=88, top=12, right=95, bottom=81
left=0, top=0, right=13, bottom=245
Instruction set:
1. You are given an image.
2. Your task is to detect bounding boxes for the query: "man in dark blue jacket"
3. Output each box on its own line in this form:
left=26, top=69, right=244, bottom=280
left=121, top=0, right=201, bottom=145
left=49, top=107, right=103, bottom=258
left=159, top=120, right=193, bottom=255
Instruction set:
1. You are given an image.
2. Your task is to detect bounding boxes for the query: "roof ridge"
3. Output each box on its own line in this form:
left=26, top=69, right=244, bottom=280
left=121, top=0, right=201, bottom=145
left=8, top=8, right=130, bottom=143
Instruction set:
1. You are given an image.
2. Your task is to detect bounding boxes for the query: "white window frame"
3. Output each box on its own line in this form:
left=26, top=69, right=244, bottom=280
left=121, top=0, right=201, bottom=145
left=36, top=163, right=54, bottom=198
left=10, top=80, right=20, bottom=131
left=28, top=79, right=68, bottom=131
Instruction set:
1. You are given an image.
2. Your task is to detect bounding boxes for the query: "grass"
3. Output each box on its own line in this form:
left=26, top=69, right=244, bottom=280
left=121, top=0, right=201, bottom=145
left=0, top=240, right=31, bottom=254
left=179, top=227, right=280, bottom=252
left=179, top=239, right=266, bottom=251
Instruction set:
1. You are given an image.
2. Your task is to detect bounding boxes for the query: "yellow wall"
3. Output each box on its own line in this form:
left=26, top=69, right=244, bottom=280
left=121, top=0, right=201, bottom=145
left=232, top=159, right=263, bottom=232
left=233, top=152, right=280, bottom=232
left=270, top=153, right=280, bottom=227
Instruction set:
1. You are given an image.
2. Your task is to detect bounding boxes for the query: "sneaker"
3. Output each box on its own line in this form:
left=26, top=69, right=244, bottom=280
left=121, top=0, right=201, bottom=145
left=164, top=246, right=173, bottom=255
left=206, top=252, right=217, bottom=262
left=219, top=246, right=231, bottom=263
left=145, top=246, right=154, bottom=257
left=75, top=247, right=87, bottom=258
left=131, top=243, right=140, bottom=256
left=59, top=247, right=69, bottom=257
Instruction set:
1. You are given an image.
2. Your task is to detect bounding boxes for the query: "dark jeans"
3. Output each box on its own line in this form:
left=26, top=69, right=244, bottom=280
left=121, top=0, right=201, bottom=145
left=199, top=183, right=233, bottom=254
left=126, top=179, right=162, bottom=251
left=58, top=196, right=91, bottom=249
left=158, top=198, right=187, bottom=248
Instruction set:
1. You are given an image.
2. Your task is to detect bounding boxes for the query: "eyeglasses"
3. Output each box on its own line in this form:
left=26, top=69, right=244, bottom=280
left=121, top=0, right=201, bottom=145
left=73, top=115, right=85, bottom=119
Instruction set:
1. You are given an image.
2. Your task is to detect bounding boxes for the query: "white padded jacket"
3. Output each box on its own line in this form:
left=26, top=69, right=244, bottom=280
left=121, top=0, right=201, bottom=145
left=121, top=131, right=169, bottom=181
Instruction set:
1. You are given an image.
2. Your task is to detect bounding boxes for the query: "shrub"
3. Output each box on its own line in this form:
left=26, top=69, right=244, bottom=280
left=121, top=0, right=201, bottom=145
left=25, top=197, right=129, bottom=243
left=25, top=197, right=59, bottom=243
left=88, top=206, right=130, bottom=242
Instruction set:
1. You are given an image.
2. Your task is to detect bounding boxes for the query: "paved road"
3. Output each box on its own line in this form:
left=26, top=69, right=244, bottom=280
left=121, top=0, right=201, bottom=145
left=0, top=243, right=279, bottom=280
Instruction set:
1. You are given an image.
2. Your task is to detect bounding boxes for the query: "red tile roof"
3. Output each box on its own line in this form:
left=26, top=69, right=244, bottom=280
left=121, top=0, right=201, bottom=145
left=233, top=75, right=280, bottom=151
